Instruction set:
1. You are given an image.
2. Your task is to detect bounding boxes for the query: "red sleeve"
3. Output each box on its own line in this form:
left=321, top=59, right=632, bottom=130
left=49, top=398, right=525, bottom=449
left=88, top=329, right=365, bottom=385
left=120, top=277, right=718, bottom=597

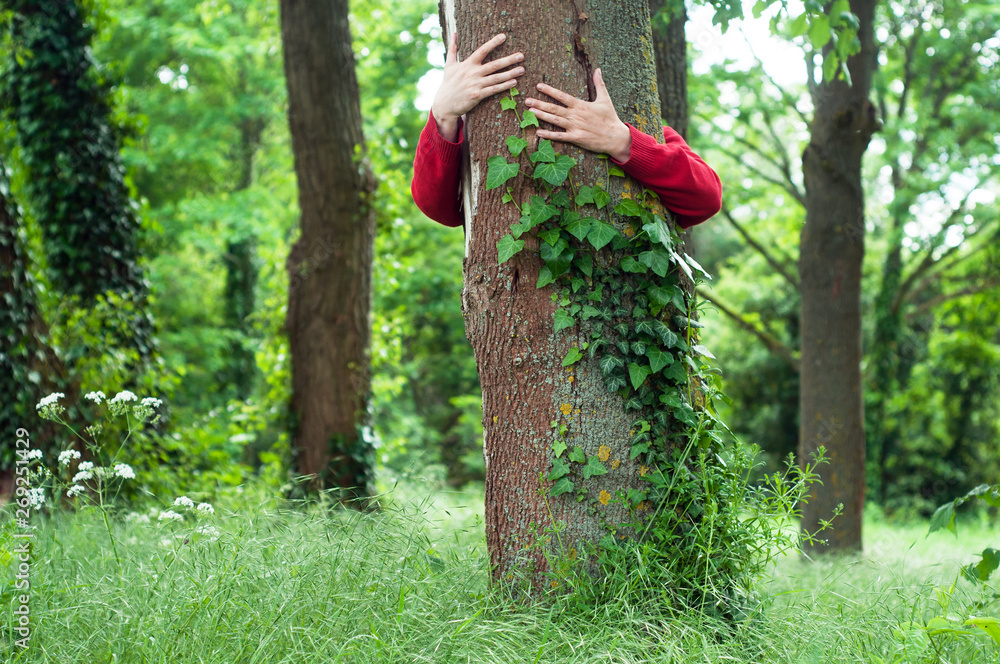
left=613, top=124, right=722, bottom=229
left=411, top=111, right=464, bottom=228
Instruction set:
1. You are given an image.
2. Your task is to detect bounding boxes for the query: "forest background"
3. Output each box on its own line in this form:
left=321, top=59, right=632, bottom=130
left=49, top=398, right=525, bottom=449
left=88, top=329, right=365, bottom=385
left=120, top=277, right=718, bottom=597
left=0, top=0, right=999, bottom=658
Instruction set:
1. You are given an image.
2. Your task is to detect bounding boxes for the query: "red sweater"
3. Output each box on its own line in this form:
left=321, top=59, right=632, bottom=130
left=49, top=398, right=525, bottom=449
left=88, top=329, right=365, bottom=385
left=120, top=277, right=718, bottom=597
left=411, top=111, right=722, bottom=229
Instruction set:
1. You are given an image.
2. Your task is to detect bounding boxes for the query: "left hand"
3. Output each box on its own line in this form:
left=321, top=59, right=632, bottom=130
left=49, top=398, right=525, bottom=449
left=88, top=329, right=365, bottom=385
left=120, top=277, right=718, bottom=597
left=524, top=68, right=632, bottom=162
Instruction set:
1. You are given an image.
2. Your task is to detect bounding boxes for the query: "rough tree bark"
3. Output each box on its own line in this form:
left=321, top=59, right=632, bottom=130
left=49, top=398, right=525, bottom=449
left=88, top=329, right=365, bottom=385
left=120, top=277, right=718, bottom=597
left=280, top=0, right=376, bottom=501
left=798, top=0, right=878, bottom=552
left=648, top=0, right=688, bottom=139
left=442, top=0, right=671, bottom=588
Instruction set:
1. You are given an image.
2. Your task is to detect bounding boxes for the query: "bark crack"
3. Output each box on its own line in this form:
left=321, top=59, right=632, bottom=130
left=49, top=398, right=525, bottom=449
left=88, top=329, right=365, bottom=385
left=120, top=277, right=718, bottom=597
left=568, top=0, right=594, bottom=100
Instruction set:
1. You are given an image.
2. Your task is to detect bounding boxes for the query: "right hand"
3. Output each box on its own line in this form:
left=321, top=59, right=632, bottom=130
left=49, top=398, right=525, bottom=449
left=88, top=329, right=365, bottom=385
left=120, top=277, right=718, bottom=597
left=432, top=33, right=524, bottom=142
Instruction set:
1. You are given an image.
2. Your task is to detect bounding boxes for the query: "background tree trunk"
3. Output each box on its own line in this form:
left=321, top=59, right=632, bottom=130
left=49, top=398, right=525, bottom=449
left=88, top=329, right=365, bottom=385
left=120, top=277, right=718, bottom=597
left=443, top=0, right=668, bottom=590
left=798, top=0, right=878, bottom=553
left=280, top=0, right=376, bottom=501
left=648, top=0, right=688, bottom=139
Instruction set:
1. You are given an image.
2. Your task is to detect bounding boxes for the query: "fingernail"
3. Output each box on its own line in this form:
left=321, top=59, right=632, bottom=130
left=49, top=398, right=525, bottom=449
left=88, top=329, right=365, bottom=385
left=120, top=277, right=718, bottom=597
left=498, top=33, right=506, bottom=40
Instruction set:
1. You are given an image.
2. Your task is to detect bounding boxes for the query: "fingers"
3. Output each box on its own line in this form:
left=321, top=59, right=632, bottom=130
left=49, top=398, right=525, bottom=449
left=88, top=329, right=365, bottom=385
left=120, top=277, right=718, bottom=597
left=593, top=68, right=610, bottom=101
left=526, top=106, right=569, bottom=129
left=484, top=79, right=519, bottom=97
left=469, top=33, right=507, bottom=64
left=535, top=82, right=577, bottom=107
left=483, top=66, right=524, bottom=88
left=482, top=51, right=524, bottom=75
left=523, top=98, right=567, bottom=117
left=446, top=31, right=457, bottom=65
left=535, top=128, right=572, bottom=143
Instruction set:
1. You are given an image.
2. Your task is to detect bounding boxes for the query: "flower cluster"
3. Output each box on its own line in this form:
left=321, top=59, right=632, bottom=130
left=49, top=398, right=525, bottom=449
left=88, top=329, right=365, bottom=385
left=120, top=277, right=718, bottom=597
left=36, top=392, right=66, bottom=420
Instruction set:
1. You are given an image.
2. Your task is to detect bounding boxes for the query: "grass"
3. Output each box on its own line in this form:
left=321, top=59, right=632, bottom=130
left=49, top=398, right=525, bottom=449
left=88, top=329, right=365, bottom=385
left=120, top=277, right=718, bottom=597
left=2, top=482, right=998, bottom=663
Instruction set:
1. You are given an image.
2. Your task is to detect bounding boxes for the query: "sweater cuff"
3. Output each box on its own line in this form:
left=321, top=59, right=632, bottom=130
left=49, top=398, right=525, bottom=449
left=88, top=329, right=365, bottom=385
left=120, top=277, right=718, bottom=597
left=612, top=123, right=662, bottom=175
left=426, top=110, right=464, bottom=167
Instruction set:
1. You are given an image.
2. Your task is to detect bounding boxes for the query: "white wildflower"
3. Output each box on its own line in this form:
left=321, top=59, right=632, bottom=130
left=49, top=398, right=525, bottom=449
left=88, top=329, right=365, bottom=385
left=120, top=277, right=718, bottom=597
left=59, top=449, right=82, bottom=466
left=196, top=502, right=214, bottom=515
left=141, top=397, right=162, bottom=408
left=113, top=463, right=136, bottom=480
left=84, top=391, right=106, bottom=404
left=173, top=496, right=194, bottom=509
left=28, top=487, right=45, bottom=508
left=67, top=485, right=85, bottom=498
left=109, top=390, right=138, bottom=415
left=25, top=449, right=42, bottom=461
left=158, top=510, right=183, bottom=522
left=78, top=461, right=94, bottom=472
left=72, top=470, right=93, bottom=483
left=36, top=392, right=65, bottom=419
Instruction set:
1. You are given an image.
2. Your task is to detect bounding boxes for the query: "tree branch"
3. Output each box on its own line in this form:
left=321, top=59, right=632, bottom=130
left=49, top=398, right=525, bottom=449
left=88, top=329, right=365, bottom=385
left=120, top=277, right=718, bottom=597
left=906, top=278, right=1000, bottom=321
left=720, top=204, right=800, bottom=290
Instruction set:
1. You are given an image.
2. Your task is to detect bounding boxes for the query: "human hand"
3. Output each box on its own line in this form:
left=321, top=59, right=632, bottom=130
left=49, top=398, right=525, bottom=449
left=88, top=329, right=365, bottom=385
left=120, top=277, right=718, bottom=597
left=524, top=69, right=632, bottom=162
left=431, top=33, right=524, bottom=142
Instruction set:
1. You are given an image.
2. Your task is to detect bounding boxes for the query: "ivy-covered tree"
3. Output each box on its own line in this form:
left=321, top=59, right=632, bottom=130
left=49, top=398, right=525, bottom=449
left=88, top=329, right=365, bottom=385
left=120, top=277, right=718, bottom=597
left=4, top=0, right=154, bottom=358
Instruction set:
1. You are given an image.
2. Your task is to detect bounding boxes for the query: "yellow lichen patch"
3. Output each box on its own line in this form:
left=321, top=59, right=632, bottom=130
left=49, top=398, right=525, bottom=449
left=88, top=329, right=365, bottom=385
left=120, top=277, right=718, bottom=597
left=493, top=415, right=498, bottom=423
left=637, top=500, right=652, bottom=511
left=611, top=459, right=621, bottom=470
left=639, top=465, right=650, bottom=477
left=598, top=490, right=611, bottom=506
left=559, top=403, right=572, bottom=416
left=568, top=376, right=575, bottom=383
left=568, top=548, right=577, bottom=560
left=623, top=224, right=635, bottom=238
left=551, top=580, right=559, bottom=588
left=598, top=445, right=611, bottom=462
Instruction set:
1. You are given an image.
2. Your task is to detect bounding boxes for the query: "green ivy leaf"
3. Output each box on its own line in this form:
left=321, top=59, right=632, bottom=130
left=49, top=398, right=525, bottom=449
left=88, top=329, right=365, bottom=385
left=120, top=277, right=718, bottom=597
left=550, top=477, right=575, bottom=496
left=521, top=110, right=540, bottom=128
left=600, top=354, right=624, bottom=375
left=538, top=229, right=562, bottom=246
left=510, top=216, right=531, bottom=239
left=608, top=164, right=625, bottom=177
left=625, top=395, right=642, bottom=411
left=639, top=248, right=671, bottom=277
left=562, top=346, right=583, bottom=367
left=593, top=185, right=611, bottom=209
left=587, top=221, right=619, bottom=250
left=532, top=154, right=576, bottom=187
left=537, top=265, right=555, bottom=288
left=630, top=442, right=650, bottom=460
left=554, top=309, right=575, bottom=333
left=550, top=189, right=572, bottom=208
left=569, top=446, right=586, bottom=464
left=553, top=438, right=567, bottom=458
left=614, top=199, right=645, bottom=218
left=646, top=346, right=673, bottom=373
left=562, top=213, right=593, bottom=241
left=642, top=217, right=673, bottom=249
left=605, top=375, right=627, bottom=392
left=549, top=457, right=571, bottom=480
left=506, top=135, right=527, bottom=156
left=929, top=502, right=957, bottom=535
left=582, top=456, right=607, bottom=480
left=692, top=344, right=716, bottom=359
left=628, top=362, right=652, bottom=389
left=529, top=139, right=556, bottom=163
left=621, top=255, right=648, bottom=274
left=486, top=156, right=519, bottom=190
left=529, top=195, right=560, bottom=227
left=501, top=192, right=513, bottom=204
left=648, top=286, right=672, bottom=314
left=497, top=234, right=524, bottom=265
left=500, top=96, right=517, bottom=111
left=575, top=185, right=594, bottom=206
left=574, top=254, right=593, bottom=277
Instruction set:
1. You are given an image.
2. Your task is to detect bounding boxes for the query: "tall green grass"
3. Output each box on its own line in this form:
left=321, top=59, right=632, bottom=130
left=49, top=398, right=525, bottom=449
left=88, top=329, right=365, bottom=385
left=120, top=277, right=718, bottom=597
left=3, top=484, right=997, bottom=663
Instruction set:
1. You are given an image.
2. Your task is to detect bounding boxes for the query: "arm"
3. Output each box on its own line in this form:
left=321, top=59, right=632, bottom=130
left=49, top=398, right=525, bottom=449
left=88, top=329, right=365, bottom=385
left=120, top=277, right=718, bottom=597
left=525, top=69, right=722, bottom=228
left=411, top=111, right=464, bottom=227
left=411, top=33, right=524, bottom=227
left=614, top=124, right=722, bottom=229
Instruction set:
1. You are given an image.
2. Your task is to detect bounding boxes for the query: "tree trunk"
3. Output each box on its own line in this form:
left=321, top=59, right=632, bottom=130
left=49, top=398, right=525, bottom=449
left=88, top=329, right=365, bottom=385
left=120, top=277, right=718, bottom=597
left=798, top=0, right=878, bottom=553
left=648, top=0, right=688, bottom=139
left=280, top=0, right=376, bottom=501
left=0, top=155, right=69, bottom=498
left=443, top=0, right=677, bottom=591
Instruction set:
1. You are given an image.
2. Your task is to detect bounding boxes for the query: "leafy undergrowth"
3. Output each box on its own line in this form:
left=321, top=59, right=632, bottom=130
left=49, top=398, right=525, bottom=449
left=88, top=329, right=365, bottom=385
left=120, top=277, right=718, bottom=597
left=2, top=482, right=997, bottom=663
